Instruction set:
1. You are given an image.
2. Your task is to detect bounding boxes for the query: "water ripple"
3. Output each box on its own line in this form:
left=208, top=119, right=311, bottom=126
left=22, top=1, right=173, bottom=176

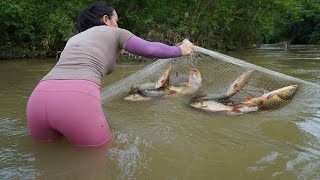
left=0, top=166, right=40, bottom=180
left=0, top=147, right=35, bottom=165
left=0, top=118, right=28, bottom=137
left=248, top=151, right=281, bottom=171
left=107, top=131, right=152, bottom=180
left=286, top=146, right=320, bottom=179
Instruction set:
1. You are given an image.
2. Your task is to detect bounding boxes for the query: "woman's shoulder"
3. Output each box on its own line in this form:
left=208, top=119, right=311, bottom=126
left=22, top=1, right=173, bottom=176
left=82, top=25, right=134, bottom=38
left=92, top=25, right=130, bottom=32
left=99, top=26, right=134, bottom=37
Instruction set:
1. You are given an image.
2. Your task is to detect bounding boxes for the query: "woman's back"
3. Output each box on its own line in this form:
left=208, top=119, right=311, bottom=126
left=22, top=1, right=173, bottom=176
left=42, top=26, right=133, bottom=85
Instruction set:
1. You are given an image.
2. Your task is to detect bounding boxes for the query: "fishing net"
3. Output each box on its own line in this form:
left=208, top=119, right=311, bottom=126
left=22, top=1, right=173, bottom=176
left=99, top=46, right=320, bottom=128
left=102, top=45, right=312, bottom=102
left=99, top=46, right=320, bottom=178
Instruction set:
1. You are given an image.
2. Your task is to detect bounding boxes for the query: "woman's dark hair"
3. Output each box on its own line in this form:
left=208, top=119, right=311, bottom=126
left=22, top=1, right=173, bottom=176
left=77, top=1, right=114, bottom=32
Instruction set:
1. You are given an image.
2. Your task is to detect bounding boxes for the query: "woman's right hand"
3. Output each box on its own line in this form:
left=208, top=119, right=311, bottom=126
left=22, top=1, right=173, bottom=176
left=179, top=39, right=193, bottom=56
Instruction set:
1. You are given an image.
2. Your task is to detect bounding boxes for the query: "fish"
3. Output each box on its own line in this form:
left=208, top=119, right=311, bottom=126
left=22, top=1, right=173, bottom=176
left=135, top=82, right=157, bottom=91
left=225, top=69, right=256, bottom=97
left=168, top=68, right=202, bottom=95
left=188, top=68, right=203, bottom=87
left=191, top=92, right=231, bottom=104
left=137, top=88, right=170, bottom=97
left=191, top=69, right=256, bottom=104
left=190, top=100, right=234, bottom=113
left=124, top=86, right=168, bottom=101
left=154, top=64, right=172, bottom=89
left=124, top=67, right=201, bottom=101
left=124, top=86, right=153, bottom=101
left=135, top=81, right=170, bottom=98
left=241, top=85, right=299, bottom=110
left=127, top=64, right=172, bottom=99
left=124, top=64, right=172, bottom=101
left=123, top=93, right=153, bottom=101
left=189, top=99, right=259, bottom=115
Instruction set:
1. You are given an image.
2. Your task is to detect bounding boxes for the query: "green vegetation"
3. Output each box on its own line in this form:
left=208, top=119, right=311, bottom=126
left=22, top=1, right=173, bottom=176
left=1, top=0, right=320, bottom=59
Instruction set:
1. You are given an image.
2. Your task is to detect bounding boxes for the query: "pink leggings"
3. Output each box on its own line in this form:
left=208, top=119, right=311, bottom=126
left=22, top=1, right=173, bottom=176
left=26, top=80, right=111, bottom=147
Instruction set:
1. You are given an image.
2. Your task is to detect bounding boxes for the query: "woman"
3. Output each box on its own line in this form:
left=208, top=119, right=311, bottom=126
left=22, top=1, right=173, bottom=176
left=26, top=1, right=193, bottom=147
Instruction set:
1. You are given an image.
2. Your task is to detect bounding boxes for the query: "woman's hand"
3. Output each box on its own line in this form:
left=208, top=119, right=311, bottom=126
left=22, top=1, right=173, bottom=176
left=179, top=39, right=193, bottom=56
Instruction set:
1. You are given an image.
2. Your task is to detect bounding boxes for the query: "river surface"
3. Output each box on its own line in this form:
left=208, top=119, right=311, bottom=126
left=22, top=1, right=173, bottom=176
left=0, top=45, right=319, bottom=179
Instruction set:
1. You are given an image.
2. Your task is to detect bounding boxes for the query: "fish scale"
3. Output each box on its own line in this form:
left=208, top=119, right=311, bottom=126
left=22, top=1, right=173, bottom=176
left=260, top=94, right=290, bottom=110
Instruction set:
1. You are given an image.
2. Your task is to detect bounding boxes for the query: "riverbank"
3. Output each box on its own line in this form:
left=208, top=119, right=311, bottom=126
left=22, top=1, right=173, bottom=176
left=0, top=49, right=151, bottom=62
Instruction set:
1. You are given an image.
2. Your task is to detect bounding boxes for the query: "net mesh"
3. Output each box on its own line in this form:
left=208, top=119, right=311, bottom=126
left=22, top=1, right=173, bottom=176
left=98, top=46, right=320, bottom=178
left=101, top=46, right=313, bottom=104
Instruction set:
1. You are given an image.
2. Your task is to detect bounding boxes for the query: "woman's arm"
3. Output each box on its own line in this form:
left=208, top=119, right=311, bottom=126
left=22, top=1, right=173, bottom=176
left=124, top=36, right=183, bottom=59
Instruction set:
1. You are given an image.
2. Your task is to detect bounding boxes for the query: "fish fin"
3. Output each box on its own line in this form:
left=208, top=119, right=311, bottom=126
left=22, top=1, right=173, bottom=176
left=154, top=64, right=172, bottom=89
left=241, top=97, right=255, bottom=105
left=161, top=80, right=170, bottom=89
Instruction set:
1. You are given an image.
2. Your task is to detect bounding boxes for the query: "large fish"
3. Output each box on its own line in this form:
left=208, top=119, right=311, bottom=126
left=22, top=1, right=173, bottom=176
left=225, top=69, right=256, bottom=97
left=124, top=64, right=172, bottom=101
left=241, top=85, right=299, bottom=110
left=192, top=69, right=256, bottom=103
left=141, top=68, right=202, bottom=97
left=168, top=68, right=202, bottom=95
left=189, top=99, right=259, bottom=115
left=124, top=66, right=201, bottom=101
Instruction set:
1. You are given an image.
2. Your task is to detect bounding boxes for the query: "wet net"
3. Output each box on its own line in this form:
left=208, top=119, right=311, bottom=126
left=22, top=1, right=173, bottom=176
left=100, top=45, right=320, bottom=118
left=99, top=46, right=320, bottom=178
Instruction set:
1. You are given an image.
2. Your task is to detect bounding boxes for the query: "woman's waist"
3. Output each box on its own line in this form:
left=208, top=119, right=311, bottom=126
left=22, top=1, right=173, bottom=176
left=35, top=80, right=101, bottom=97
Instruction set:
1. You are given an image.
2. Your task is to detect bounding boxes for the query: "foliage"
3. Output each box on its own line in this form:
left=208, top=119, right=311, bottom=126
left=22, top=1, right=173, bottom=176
left=0, top=0, right=320, bottom=59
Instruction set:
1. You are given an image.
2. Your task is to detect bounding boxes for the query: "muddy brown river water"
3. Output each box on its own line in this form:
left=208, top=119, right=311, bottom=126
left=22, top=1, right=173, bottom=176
left=0, top=45, right=319, bottom=179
